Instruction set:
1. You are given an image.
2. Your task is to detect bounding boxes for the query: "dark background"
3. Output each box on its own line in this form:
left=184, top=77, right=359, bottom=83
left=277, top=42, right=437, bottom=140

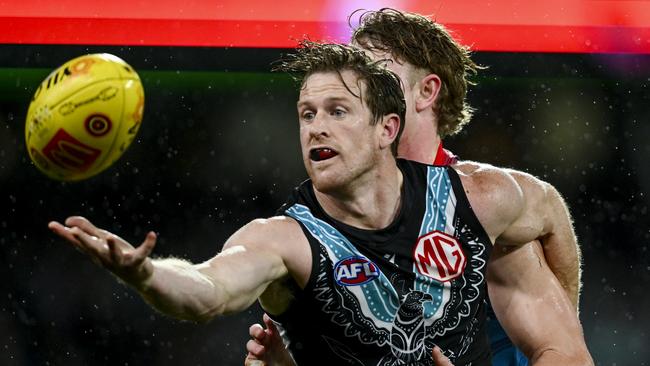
left=0, top=45, right=649, bottom=365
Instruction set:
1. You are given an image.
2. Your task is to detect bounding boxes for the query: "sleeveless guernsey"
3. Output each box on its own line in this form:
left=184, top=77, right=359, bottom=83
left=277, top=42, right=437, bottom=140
left=273, top=159, right=493, bottom=366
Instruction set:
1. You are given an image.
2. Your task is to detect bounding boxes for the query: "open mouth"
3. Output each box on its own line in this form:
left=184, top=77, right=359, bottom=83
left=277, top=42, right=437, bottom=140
left=310, top=148, right=339, bottom=162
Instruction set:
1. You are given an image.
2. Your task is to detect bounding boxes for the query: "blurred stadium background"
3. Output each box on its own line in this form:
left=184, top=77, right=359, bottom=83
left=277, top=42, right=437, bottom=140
left=1, top=1, right=649, bottom=365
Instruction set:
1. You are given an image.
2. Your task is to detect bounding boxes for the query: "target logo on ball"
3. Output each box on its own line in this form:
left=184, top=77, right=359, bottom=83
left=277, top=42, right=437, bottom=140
left=85, top=114, right=112, bottom=137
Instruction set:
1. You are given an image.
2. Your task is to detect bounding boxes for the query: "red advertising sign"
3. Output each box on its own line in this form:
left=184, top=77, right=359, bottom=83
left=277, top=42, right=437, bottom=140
left=1, top=0, right=649, bottom=53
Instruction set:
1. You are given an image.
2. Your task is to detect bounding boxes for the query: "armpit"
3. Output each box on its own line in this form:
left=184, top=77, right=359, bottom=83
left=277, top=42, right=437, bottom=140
left=259, top=275, right=298, bottom=316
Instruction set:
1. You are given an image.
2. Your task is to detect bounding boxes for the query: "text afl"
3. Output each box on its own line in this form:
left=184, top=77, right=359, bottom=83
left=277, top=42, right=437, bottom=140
left=334, top=256, right=381, bottom=286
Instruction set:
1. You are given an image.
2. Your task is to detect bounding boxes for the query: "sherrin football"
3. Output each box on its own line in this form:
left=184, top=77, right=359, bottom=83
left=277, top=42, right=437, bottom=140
left=25, top=53, right=145, bottom=181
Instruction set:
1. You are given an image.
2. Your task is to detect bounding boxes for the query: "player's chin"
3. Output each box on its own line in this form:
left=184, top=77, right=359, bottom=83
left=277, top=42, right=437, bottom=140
left=310, top=173, right=345, bottom=194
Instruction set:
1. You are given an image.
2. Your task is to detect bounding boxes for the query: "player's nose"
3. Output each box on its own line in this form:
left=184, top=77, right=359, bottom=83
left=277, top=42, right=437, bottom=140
left=307, top=112, right=330, bottom=139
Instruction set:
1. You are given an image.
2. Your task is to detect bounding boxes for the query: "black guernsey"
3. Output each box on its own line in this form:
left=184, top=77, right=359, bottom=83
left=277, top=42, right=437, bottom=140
left=272, top=159, right=493, bottom=366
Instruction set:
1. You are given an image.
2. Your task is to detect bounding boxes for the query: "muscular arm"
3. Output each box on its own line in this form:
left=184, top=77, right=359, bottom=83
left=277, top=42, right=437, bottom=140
left=49, top=216, right=291, bottom=323
left=487, top=242, right=592, bottom=365
left=141, top=221, right=289, bottom=321
left=458, top=163, right=591, bottom=364
left=506, top=170, right=582, bottom=309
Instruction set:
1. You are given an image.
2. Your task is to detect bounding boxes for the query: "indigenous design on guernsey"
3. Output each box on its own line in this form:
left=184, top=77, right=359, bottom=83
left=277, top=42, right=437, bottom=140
left=274, top=159, right=492, bottom=366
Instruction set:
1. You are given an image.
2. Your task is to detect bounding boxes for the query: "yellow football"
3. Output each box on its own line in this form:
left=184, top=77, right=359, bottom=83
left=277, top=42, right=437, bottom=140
left=25, top=53, right=145, bottom=181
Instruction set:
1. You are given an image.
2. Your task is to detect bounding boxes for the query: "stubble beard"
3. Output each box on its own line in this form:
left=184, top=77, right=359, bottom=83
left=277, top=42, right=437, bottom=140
left=311, top=154, right=378, bottom=199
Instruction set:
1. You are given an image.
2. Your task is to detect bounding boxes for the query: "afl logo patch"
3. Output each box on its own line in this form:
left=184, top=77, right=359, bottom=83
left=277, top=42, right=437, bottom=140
left=413, top=230, right=466, bottom=282
left=334, top=256, right=380, bottom=286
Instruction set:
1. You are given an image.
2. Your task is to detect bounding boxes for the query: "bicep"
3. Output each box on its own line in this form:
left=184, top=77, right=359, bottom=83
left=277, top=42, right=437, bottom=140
left=487, top=242, right=588, bottom=361
left=508, top=176, right=581, bottom=305
left=539, top=184, right=580, bottom=265
left=503, top=172, right=576, bottom=245
left=198, top=220, right=290, bottom=314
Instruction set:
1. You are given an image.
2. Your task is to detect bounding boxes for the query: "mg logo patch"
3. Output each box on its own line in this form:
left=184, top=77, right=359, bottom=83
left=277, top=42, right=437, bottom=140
left=334, top=256, right=380, bottom=286
left=413, top=231, right=466, bottom=282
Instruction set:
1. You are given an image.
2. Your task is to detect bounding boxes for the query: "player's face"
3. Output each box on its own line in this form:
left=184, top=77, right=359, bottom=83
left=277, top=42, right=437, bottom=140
left=297, top=71, right=383, bottom=193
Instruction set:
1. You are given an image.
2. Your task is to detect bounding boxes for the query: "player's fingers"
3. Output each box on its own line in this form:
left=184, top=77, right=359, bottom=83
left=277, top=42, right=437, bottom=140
left=135, top=232, right=157, bottom=259
left=244, top=353, right=266, bottom=366
left=106, top=235, right=123, bottom=266
left=432, top=346, right=454, bottom=366
left=249, top=323, right=266, bottom=341
left=261, top=313, right=284, bottom=346
left=104, top=232, right=136, bottom=251
left=65, top=216, right=104, bottom=238
left=262, top=313, right=278, bottom=333
left=49, top=221, right=83, bottom=246
left=69, top=226, right=109, bottom=265
left=246, top=339, right=266, bottom=357
left=126, top=232, right=156, bottom=267
left=50, top=222, right=92, bottom=257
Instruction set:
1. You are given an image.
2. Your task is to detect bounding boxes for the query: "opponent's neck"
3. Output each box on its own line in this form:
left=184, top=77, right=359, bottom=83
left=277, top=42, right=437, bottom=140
left=314, top=161, right=403, bottom=230
left=397, top=125, right=441, bottom=164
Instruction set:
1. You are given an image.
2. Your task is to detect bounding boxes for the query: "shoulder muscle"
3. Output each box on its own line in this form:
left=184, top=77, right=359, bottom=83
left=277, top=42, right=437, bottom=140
left=454, top=161, right=525, bottom=241
left=500, top=168, right=568, bottom=245
left=224, top=215, right=312, bottom=289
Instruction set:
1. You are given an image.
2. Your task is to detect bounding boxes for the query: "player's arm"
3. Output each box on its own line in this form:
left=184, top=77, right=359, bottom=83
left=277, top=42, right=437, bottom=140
left=48, top=216, right=290, bottom=323
left=487, top=170, right=592, bottom=364
left=487, top=241, right=593, bottom=365
left=502, top=170, right=582, bottom=309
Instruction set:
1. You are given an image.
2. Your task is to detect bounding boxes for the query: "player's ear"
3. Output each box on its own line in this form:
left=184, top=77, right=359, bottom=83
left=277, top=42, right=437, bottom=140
left=415, top=74, right=441, bottom=112
left=379, top=113, right=400, bottom=150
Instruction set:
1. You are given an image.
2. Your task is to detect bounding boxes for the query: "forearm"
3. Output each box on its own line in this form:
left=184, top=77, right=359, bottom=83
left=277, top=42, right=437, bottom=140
left=136, top=243, right=288, bottom=322
left=531, top=349, right=593, bottom=366
left=136, top=258, right=225, bottom=322
left=487, top=244, right=592, bottom=365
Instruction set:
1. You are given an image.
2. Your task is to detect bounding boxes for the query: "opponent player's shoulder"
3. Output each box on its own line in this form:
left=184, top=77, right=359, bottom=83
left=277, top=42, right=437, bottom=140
left=453, top=160, right=554, bottom=203
left=502, top=166, right=561, bottom=207
left=452, top=160, right=523, bottom=203
left=453, top=161, right=565, bottom=237
left=452, top=161, right=526, bottom=239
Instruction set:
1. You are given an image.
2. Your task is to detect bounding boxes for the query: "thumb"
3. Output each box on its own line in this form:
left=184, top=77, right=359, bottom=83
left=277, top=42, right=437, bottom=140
left=263, top=313, right=279, bottom=334
left=432, top=346, right=454, bottom=366
left=244, top=353, right=266, bottom=366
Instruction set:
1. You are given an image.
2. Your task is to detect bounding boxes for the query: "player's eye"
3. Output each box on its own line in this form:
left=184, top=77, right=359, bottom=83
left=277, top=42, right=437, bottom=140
left=332, top=108, right=346, bottom=118
left=301, top=111, right=315, bottom=121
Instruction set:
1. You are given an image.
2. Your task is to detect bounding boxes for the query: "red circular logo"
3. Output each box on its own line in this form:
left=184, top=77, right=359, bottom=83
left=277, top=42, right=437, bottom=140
left=413, top=231, right=466, bottom=282
left=84, top=114, right=112, bottom=137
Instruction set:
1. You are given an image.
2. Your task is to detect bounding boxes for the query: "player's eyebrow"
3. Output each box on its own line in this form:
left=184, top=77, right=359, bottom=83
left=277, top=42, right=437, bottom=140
left=297, top=96, right=354, bottom=108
